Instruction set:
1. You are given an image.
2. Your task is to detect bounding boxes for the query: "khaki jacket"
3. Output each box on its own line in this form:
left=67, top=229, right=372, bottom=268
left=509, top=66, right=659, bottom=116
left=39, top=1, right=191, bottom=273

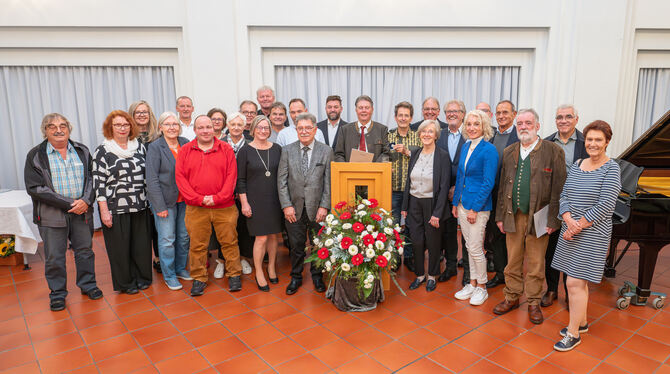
left=495, top=139, right=567, bottom=235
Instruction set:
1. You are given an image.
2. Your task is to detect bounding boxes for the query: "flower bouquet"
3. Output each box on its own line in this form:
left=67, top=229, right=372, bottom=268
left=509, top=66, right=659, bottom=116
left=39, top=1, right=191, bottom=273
left=306, top=197, right=406, bottom=311
left=0, top=235, right=20, bottom=266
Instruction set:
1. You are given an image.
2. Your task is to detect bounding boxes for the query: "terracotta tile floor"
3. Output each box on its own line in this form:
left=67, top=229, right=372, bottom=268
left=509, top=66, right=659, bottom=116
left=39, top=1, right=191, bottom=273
left=1, top=232, right=669, bottom=373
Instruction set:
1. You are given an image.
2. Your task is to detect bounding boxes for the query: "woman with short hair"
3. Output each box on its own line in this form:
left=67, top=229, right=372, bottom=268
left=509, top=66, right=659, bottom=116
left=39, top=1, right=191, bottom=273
left=207, top=108, right=227, bottom=139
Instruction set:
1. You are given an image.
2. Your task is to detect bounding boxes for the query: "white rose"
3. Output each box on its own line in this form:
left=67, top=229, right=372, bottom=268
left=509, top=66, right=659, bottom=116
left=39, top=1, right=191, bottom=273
left=386, top=218, right=394, bottom=226
left=361, top=230, right=369, bottom=238
left=383, top=251, right=392, bottom=260
left=341, top=263, right=351, bottom=271
left=348, top=245, right=359, bottom=256
left=368, top=244, right=373, bottom=249
left=366, top=274, right=375, bottom=281
left=330, top=255, right=336, bottom=262
left=357, top=210, right=367, bottom=217
left=366, top=225, right=374, bottom=232
left=326, top=227, right=332, bottom=235
left=372, top=231, right=379, bottom=238
left=331, top=220, right=339, bottom=226
left=357, top=204, right=365, bottom=210
left=398, top=247, right=404, bottom=255
left=325, top=239, right=334, bottom=247
left=366, top=248, right=375, bottom=258
left=313, top=238, right=320, bottom=246
left=375, top=241, right=385, bottom=250
left=364, top=283, right=372, bottom=289
left=326, top=214, right=334, bottom=223
left=342, top=223, right=352, bottom=230
left=384, top=227, right=393, bottom=235
left=337, top=234, right=343, bottom=241
left=362, top=199, right=371, bottom=206
left=395, top=225, right=401, bottom=231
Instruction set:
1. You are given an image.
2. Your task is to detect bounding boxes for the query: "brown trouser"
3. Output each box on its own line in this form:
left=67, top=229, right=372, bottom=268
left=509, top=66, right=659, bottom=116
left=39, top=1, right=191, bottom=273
left=185, top=205, right=241, bottom=282
left=502, top=211, right=549, bottom=306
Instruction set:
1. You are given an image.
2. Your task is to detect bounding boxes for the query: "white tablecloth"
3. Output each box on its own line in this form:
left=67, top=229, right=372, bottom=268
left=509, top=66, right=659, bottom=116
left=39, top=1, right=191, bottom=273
left=0, top=190, right=42, bottom=254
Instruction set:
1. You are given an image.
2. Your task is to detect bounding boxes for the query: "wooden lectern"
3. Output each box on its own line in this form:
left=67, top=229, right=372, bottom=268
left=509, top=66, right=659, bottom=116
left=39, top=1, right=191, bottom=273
left=331, top=162, right=392, bottom=290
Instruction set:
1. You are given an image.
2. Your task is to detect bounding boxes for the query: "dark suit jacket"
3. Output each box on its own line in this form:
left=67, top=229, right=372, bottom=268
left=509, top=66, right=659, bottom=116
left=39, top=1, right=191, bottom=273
left=435, top=129, right=465, bottom=186
left=334, top=121, right=390, bottom=162
left=401, top=147, right=451, bottom=220
left=410, top=118, right=448, bottom=131
left=491, top=125, right=520, bottom=149
left=316, top=118, right=346, bottom=149
left=544, top=129, right=588, bottom=163
left=146, top=136, right=190, bottom=213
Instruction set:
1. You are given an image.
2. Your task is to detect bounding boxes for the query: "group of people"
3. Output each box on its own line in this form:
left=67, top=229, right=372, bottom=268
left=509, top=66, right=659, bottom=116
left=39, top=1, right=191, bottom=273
left=24, top=85, right=621, bottom=353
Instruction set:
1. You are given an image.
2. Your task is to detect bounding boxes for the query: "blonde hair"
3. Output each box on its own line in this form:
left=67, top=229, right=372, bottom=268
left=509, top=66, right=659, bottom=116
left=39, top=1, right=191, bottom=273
left=462, top=110, right=494, bottom=141
left=128, top=100, right=159, bottom=142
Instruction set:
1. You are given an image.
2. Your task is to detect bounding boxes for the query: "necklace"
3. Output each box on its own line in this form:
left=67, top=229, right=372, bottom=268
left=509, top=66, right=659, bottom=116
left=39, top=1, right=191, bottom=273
left=255, top=146, right=271, bottom=177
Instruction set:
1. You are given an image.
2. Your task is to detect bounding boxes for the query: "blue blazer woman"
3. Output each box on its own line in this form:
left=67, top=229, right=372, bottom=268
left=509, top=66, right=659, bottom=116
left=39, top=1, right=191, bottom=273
left=451, top=140, right=499, bottom=212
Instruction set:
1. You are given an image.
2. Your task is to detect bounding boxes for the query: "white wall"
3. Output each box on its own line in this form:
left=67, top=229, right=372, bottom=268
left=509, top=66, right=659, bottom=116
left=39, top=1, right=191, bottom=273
left=2, top=0, right=670, bottom=155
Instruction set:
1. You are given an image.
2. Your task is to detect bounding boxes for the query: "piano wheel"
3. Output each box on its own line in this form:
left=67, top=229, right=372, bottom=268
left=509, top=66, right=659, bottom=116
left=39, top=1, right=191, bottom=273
left=616, top=297, right=631, bottom=310
left=618, top=285, right=629, bottom=297
left=653, top=297, right=665, bottom=310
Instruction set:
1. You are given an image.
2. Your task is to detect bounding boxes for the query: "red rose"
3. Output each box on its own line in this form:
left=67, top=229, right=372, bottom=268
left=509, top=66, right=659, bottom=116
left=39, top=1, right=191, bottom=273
left=363, top=234, right=375, bottom=246
left=352, top=222, right=365, bottom=233
left=317, top=247, right=329, bottom=259
left=375, top=255, right=388, bottom=267
left=351, top=254, right=364, bottom=266
left=340, top=212, right=352, bottom=220
left=370, top=213, right=382, bottom=221
left=369, top=198, right=378, bottom=208
left=393, top=230, right=401, bottom=240
left=341, top=237, right=353, bottom=249
left=335, top=201, right=347, bottom=209
left=376, top=233, right=387, bottom=242
left=318, top=226, right=325, bottom=236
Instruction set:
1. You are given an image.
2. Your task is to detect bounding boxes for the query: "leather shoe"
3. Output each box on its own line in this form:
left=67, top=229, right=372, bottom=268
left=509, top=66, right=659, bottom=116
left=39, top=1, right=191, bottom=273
left=485, top=274, right=505, bottom=289
left=426, top=279, right=437, bottom=292
left=528, top=305, right=544, bottom=324
left=122, top=287, right=139, bottom=295
left=438, top=268, right=457, bottom=283
left=541, top=291, right=558, bottom=307
left=493, top=299, right=519, bottom=315
left=313, top=278, right=326, bottom=293
left=286, top=278, right=302, bottom=295
left=190, top=280, right=207, bottom=296
left=81, top=287, right=103, bottom=300
left=409, top=277, right=426, bottom=290
left=50, top=298, right=66, bottom=311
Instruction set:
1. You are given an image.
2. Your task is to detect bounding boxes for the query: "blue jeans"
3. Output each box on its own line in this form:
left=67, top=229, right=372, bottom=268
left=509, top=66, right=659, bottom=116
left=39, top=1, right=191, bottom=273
left=391, top=191, right=413, bottom=258
left=153, top=202, right=190, bottom=280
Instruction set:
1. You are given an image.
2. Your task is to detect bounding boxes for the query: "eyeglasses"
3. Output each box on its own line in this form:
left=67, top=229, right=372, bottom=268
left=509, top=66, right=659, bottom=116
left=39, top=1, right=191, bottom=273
left=423, top=107, right=439, bottom=112
left=46, top=124, right=68, bottom=131
left=296, top=126, right=314, bottom=132
left=242, top=111, right=256, bottom=116
left=161, top=123, right=180, bottom=128
left=555, top=115, right=575, bottom=121
left=113, top=123, right=131, bottom=129
left=445, top=110, right=462, bottom=114
left=135, top=111, right=149, bottom=116
left=211, top=118, right=224, bottom=123
left=255, top=126, right=270, bottom=132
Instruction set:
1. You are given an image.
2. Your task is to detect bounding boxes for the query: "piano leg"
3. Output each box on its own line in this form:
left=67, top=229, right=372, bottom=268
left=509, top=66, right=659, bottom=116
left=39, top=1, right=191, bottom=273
left=604, top=238, right=620, bottom=278
left=633, top=242, right=664, bottom=305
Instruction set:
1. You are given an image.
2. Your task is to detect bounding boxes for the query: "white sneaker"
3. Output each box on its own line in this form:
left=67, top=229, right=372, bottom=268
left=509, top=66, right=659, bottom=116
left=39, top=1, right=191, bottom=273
left=469, top=287, right=489, bottom=306
left=214, top=259, right=225, bottom=279
left=455, top=284, right=476, bottom=300
left=241, top=259, right=253, bottom=275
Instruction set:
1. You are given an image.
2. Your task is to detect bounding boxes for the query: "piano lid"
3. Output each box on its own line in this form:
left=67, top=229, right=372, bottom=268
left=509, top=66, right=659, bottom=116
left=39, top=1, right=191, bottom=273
left=618, top=109, right=670, bottom=168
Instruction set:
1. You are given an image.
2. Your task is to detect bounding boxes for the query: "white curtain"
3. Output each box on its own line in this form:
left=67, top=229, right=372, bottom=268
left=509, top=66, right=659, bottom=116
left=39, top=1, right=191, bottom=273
left=0, top=65, right=176, bottom=190
left=633, top=68, right=670, bottom=139
left=275, top=66, right=519, bottom=128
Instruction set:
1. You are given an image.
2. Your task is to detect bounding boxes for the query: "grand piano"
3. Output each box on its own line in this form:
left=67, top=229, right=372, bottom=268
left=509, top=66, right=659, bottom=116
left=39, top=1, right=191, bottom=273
left=605, top=109, right=670, bottom=309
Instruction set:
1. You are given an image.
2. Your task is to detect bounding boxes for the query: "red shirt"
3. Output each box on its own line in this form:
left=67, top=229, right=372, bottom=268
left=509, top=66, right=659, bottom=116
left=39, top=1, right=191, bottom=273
left=169, top=146, right=184, bottom=203
left=175, top=138, right=237, bottom=209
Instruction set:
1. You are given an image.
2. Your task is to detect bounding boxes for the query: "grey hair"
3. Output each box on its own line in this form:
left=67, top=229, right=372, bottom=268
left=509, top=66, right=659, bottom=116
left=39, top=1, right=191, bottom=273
left=556, top=104, right=578, bottom=117
left=239, top=100, right=258, bottom=111
left=422, top=97, right=440, bottom=109
left=462, top=110, right=494, bottom=141
left=256, top=85, right=275, bottom=97
left=296, top=112, right=317, bottom=125
left=40, top=113, right=72, bottom=139
left=417, top=119, right=441, bottom=141
left=249, top=115, right=270, bottom=136
left=227, top=111, right=246, bottom=125
left=157, top=111, right=181, bottom=136
left=444, top=100, right=466, bottom=113
left=517, top=108, right=540, bottom=123
left=496, top=100, right=516, bottom=113
left=176, top=96, right=193, bottom=107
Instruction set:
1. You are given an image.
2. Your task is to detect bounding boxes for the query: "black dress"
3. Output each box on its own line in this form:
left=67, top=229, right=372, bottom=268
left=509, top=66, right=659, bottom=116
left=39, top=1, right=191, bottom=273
left=236, top=143, right=283, bottom=236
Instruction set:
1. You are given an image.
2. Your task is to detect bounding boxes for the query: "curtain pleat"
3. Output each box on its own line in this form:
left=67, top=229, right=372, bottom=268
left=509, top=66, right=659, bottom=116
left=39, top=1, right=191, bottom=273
left=633, top=68, right=670, bottom=139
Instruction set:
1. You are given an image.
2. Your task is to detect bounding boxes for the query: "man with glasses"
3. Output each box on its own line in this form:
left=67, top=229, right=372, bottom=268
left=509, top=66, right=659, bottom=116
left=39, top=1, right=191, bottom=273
left=541, top=104, right=588, bottom=307
left=276, top=98, right=325, bottom=147
left=176, top=96, right=195, bottom=140
left=239, top=100, right=258, bottom=139
left=25, top=113, right=102, bottom=311
left=410, top=97, right=448, bottom=131
left=278, top=112, right=333, bottom=295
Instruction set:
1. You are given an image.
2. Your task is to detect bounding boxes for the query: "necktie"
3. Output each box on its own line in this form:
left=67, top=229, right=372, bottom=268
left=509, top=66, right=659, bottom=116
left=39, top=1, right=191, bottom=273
left=359, top=125, right=367, bottom=152
left=301, top=146, right=309, bottom=175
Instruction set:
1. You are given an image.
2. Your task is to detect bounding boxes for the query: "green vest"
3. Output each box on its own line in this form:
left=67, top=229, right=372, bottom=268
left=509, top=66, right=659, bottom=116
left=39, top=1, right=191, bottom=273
left=512, top=156, right=531, bottom=214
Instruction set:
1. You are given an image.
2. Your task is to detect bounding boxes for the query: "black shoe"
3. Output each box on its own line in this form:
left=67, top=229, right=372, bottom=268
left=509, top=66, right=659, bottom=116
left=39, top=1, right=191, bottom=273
left=122, top=288, right=139, bottom=295
left=153, top=260, right=162, bottom=274
left=191, top=280, right=207, bottom=296
left=138, top=283, right=151, bottom=291
left=457, top=258, right=464, bottom=268
left=81, top=287, right=103, bottom=300
left=286, top=278, right=302, bottom=295
left=485, top=274, right=505, bottom=289
left=50, top=298, right=66, bottom=311
left=409, top=277, right=426, bottom=290
left=313, top=278, right=326, bottom=293
left=438, top=268, right=457, bottom=283
left=228, top=276, right=242, bottom=292
left=268, top=276, right=279, bottom=284
left=256, top=278, right=270, bottom=292
left=426, top=279, right=437, bottom=292
left=404, top=257, right=415, bottom=273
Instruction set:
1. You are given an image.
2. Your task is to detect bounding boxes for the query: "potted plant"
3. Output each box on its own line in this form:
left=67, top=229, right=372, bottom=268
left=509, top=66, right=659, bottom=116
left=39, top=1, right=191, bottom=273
left=306, top=197, right=406, bottom=312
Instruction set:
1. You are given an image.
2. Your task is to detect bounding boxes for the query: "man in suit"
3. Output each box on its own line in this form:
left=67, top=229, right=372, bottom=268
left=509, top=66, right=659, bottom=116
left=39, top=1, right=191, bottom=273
left=276, top=98, right=326, bottom=147
left=334, top=95, right=390, bottom=162
left=278, top=112, right=333, bottom=295
left=492, top=109, right=566, bottom=324
left=257, top=85, right=289, bottom=127
left=410, top=97, right=448, bottom=131
left=541, top=104, right=588, bottom=307
left=316, top=95, right=346, bottom=149
left=485, top=99, right=520, bottom=289
left=436, top=100, right=467, bottom=284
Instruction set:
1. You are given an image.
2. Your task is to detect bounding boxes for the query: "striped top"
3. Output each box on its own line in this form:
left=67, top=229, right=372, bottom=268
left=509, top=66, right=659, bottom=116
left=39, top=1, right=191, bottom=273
left=46, top=142, right=85, bottom=199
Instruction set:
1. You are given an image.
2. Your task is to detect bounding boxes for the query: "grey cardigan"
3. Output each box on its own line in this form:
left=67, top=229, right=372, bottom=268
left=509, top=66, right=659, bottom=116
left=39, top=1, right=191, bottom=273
left=145, top=136, right=189, bottom=213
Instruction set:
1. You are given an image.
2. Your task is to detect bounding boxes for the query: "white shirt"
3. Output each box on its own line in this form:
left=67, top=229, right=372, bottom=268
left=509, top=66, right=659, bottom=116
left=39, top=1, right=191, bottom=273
left=520, top=136, right=540, bottom=160
left=299, top=140, right=315, bottom=166
left=275, top=124, right=326, bottom=147
left=327, top=120, right=340, bottom=146
left=464, top=136, right=483, bottom=170
left=356, top=121, right=372, bottom=151
left=180, top=119, right=195, bottom=141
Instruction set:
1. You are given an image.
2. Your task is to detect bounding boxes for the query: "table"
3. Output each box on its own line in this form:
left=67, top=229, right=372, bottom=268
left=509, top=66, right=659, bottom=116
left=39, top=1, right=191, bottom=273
left=0, top=190, right=42, bottom=256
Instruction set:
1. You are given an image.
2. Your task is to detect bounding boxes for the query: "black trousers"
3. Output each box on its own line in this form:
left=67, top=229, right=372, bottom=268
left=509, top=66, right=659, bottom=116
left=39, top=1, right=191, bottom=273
left=286, top=207, right=322, bottom=281
left=442, top=215, right=468, bottom=272
left=38, top=213, right=97, bottom=301
left=545, top=230, right=568, bottom=293
left=102, top=209, right=152, bottom=291
left=486, top=193, right=507, bottom=278
left=407, top=196, right=443, bottom=277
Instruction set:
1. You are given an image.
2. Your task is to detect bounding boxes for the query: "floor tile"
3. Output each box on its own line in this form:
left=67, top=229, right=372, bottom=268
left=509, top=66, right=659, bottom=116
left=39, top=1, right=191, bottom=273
left=334, top=355, right=391, bottom=374
left=321, top=313, right=368, bottom=337
left=373, top=315, right=419, bottom=339
left=33, top=331, right=84, bottom=359
left=0, top=361, right=41, bottom=374
left=454, top=330, right=504, bottom=356
left=587, top=320, right=636, bottom=345
left=160, top=298, right=203, bottom=320
left=79, top=319, right=128, bottom=344
left=271, top=312, right=317, bottom=335
left=291, top=324, right=338, bottom=350
left=424, top=315, right=473, bottom=341
left=254, top=337, right=307, bottom=367
left=121, top=308, right=166, bottom=331
left=110, top=297, right=156, bottom=318
left=591, top=362, right=632, bottom=374
left=71, top=307, right=118, bottom=330
left=38, top=346, right=92, bottom=374
left=237, top=322, right=285, bottom=349
left=183, top=322, right=231, bottom=347
left=88, top=333, right=139, bottom=362
left=0, top=345, right=37, bottom=371
left=428, top=342, right=481, bottom=372
left=399, top=327, right=449, bottom=355
left=0, top=329, right=31, bottom=352
left=604, top=347, right=664, bottom=374
left=621, top=333, right=670, bottom=362
left=130, top=320, right=179, bottom=346
left=449, top=307, right=495, bottom=328
left=369, top=340, right=422, bottom=371
left=637, top=321, right=670, bottom=345
left=477, top=317, right=527, bottom=342
left=524, top=360, right=571, bottom=374
left=220, top=311, right=266, bottom=334
left=343, top=326, right=393, bottom=352
left=487, top=343, right=539, bottom=372
left=573, top=334, right=618, bottom=360
left=461, top=358, right=511, bottom=373
left=254, top=301, right=298, bottom=321
left=143, top=334, right=193, bottom=363
left=275, top=353, right=330, bottom=374
left=599, top=309, right=648, bottom=331
left=509, top=331, right=559, bottom=358
left=170, top=309, right=217, bottom=333
left=310, top=338, right=362, bottom=369
left=198, top=335, right=249, bottom=365
left=154, top=350, right=210, bottom=374
left=396, top=357, right=450, bottom=373
left=545, top=349, right=601, bottom=372
left=214, top=351, right=271, bottom=374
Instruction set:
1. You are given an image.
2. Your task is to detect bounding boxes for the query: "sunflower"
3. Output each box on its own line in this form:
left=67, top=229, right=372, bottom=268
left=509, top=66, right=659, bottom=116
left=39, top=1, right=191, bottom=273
left=0, top=242, right=8, bottom=257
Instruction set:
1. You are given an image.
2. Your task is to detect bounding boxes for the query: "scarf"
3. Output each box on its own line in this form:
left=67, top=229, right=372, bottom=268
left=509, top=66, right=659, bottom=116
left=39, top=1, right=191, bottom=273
left=103, top=138, right=139, bottom=159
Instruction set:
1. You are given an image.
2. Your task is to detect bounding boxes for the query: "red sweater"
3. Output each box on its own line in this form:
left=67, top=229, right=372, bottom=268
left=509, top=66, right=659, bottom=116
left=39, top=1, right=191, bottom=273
left=175, top=138, right=237, bottom=209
